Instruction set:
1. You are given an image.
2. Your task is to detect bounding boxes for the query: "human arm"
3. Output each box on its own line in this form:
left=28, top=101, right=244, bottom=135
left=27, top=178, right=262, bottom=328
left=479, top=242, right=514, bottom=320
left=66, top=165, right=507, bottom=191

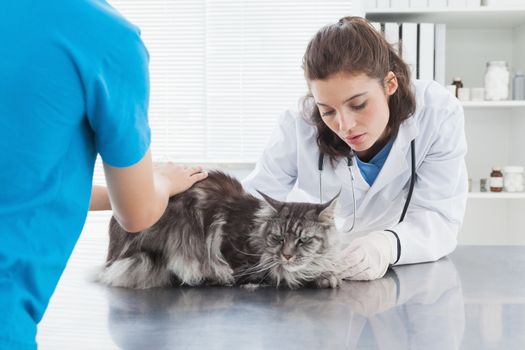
left=89, top=185, right=111, bottom=211
left=83, top=27, right=210, bottom=230
left=103, top=150, right=207, bottom=232
left=339, top=99, right=467, bottom=279
left=388, top=103, right=468, bottom=265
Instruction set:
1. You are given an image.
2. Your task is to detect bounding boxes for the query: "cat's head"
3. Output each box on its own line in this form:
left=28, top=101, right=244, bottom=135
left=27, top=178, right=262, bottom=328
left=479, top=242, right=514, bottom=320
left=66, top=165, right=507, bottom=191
left=253, top=191, right=340, bottom=287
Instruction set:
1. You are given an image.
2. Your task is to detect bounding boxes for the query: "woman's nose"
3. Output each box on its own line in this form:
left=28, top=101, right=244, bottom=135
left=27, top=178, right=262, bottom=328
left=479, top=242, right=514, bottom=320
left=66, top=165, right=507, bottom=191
left=336, top=112, right=357, bottom=133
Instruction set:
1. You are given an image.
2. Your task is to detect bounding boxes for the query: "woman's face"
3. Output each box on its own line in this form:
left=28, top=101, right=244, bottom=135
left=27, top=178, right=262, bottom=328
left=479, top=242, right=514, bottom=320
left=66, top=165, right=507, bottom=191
left=309, top=71, right=398, bottom=160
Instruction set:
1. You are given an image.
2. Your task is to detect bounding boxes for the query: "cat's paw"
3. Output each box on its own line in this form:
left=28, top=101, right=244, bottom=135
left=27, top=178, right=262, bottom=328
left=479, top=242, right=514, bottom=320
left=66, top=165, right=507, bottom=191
left=315, top=273, right=340, bottom=289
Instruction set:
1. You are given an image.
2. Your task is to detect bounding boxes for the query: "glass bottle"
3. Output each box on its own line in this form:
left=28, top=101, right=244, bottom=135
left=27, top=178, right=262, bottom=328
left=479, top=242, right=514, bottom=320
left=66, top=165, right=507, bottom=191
left=503, top=166, right=524, bottom=192
left=451, top=77, right=463, bottom=98
left=484, top=61, right=510, bottom=101
left=513, top=71, right=525, bottom=100
left=490, top=166, right=504, bottom=192
left=480, top=178, right=488, bottom=192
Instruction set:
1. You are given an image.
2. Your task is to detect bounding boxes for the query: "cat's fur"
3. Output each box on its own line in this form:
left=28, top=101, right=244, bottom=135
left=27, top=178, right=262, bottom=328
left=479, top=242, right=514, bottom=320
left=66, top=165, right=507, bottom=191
left=97, top=171, right=341, bottom=289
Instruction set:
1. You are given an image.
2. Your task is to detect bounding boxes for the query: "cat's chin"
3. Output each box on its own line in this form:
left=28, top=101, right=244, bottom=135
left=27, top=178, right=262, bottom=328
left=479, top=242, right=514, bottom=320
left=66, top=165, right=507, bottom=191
left=280, top=262, right=306, bottom=272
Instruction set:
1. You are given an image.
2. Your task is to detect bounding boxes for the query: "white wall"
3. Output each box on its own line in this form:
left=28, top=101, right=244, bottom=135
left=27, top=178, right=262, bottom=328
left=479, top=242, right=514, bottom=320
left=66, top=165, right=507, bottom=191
left=446, top=28, right=514, bottom=87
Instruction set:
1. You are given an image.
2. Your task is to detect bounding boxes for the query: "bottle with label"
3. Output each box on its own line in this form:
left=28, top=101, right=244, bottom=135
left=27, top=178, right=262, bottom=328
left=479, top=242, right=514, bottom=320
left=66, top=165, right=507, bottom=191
left=513, top=71, right=525, bottom=100
left=490, top=166, right=504, bottom=192
left=480, top=178, right=488, bottom=192
left=451, top=77, right=463, bottom=98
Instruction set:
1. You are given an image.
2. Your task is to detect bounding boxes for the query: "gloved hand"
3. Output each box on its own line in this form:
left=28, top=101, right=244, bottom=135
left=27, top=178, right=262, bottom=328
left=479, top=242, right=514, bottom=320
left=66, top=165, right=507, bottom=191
left=337, top=231, right=398, bottom=281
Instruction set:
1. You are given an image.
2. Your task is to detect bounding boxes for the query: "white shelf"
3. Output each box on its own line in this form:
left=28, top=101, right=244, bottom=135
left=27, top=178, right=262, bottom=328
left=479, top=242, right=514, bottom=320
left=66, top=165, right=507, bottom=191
left=365, top=8, right=525, bottom=28
left=468, top=192, right=525, bottom=199
left=462, top=101, right=525, bottom=109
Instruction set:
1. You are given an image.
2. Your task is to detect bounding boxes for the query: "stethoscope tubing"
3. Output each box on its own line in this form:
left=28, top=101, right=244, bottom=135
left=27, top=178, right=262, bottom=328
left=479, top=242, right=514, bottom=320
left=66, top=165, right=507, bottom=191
left=318, top=139, right=416, bottom=232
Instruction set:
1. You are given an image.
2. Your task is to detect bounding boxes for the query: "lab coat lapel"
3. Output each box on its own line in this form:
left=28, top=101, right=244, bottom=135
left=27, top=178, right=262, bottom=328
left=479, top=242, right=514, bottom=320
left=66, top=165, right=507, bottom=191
left=358, top=118, right=419, bottom=210
left=334, top=156, right=369, bottom=192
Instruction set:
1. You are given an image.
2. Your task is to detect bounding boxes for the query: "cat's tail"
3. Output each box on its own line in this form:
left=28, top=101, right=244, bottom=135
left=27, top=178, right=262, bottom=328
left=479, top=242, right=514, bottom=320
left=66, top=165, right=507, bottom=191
left=96, top=253, right=172, bottom=289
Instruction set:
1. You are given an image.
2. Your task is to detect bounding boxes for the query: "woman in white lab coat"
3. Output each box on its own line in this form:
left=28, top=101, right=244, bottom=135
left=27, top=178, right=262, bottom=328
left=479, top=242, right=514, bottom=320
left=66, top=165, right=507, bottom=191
left=242, top=16, right=468, bottom=280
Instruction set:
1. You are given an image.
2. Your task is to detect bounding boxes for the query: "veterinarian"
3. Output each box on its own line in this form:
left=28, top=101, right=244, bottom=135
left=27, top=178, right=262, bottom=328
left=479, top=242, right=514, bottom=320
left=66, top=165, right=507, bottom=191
left=0, top=1, right=206, bottom=348
left=243, top=16, right=468, bottom=281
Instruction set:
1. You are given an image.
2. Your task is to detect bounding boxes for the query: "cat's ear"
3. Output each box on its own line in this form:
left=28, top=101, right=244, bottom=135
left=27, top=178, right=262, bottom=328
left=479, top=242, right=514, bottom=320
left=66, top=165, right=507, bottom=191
left=318, top=191, right=340, bottom=222
left=256, top=190, right=284, bottom=212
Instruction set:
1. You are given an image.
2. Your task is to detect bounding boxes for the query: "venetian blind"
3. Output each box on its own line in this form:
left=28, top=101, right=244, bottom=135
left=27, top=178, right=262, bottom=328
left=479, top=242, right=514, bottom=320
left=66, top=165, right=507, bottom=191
left=94, top=0, right=358, bottom=184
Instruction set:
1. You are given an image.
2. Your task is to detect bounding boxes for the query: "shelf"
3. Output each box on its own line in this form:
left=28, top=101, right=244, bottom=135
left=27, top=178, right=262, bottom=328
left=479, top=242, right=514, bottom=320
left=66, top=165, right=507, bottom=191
left=462, top=101, right=525, bottom=109
left=468, top=192, right=525, bottom=199
left=365, top=8, right=525, bottom=28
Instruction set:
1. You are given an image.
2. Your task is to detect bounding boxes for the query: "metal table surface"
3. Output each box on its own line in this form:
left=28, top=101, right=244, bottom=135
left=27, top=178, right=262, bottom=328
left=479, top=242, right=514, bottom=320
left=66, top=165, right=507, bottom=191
left=37, top=217, right=525, bottom=349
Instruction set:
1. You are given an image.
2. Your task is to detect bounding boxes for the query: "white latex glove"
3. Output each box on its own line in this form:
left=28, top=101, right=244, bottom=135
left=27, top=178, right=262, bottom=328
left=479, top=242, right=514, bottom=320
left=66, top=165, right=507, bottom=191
left=338, top=231, right=398, bottom=281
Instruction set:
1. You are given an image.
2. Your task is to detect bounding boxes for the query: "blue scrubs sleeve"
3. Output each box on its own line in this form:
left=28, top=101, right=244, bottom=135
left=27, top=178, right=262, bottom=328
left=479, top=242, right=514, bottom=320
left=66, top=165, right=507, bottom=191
left=86, top=31, right=151, bottom=167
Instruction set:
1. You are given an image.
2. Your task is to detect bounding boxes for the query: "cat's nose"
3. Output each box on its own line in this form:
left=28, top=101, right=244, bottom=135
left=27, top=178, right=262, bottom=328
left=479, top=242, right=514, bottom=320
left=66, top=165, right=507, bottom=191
left=282, top=253, right=293, bottom=261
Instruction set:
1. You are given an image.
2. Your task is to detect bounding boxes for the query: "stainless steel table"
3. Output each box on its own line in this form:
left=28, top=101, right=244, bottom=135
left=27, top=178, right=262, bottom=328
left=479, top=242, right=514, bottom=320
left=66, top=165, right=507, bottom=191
left=37, top=227, right=525, bottom=350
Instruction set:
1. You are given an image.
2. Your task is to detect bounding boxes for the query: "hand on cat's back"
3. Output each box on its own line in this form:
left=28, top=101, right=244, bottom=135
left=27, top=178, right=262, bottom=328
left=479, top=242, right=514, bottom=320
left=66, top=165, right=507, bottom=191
left=153, top=162, right=209, bottom=197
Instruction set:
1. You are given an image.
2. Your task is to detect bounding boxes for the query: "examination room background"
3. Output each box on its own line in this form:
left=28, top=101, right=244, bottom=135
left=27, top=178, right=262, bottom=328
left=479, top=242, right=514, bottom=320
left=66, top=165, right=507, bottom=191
left=35, top=0, right=525, bottom=347
left=87, top=0, right=525, bottom=246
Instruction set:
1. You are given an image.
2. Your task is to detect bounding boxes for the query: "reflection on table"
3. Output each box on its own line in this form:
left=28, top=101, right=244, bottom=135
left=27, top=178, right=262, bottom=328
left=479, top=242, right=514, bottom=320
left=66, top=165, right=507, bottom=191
left=106, top=258, right=463, bottom=350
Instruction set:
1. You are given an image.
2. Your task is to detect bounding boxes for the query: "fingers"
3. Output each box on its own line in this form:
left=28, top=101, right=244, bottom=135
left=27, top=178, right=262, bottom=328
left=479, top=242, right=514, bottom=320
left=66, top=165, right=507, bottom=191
left=190, top=170, right=208, bottom=183
left=342, top=260, right=370, bottom=280
left=187, top=166, right=203, bottom=175
left=342, top=245, right=365, bottom=267
left=348, top=268, right=373, bottom=281
left=348, top=262, right=388, bottom=281
left=340, top=246, right=368, bottom=280
left=184, top=166, right=208, bottom=184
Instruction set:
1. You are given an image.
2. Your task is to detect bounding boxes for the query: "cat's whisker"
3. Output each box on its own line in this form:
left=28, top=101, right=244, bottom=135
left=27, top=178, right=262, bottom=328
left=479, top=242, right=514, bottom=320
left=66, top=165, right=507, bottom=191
left=257, top=269, right=273, bottom=285
left=233, top=260, right=279, bottom=278
left=226, top=239, right=263, bottom=257
left=234, top=261, right=277, bottom=277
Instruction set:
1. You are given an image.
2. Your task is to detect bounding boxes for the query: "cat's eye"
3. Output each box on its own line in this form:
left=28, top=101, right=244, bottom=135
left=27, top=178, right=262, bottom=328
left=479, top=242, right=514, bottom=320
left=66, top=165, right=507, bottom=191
left=298, top=236, right=312, bottom=244
left=272, top=235, right=285, bottom=243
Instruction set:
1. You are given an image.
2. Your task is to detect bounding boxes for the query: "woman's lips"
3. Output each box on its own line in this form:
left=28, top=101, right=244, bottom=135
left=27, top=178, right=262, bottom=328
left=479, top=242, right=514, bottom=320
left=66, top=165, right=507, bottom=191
left=345, top=133, right=366, bottom=145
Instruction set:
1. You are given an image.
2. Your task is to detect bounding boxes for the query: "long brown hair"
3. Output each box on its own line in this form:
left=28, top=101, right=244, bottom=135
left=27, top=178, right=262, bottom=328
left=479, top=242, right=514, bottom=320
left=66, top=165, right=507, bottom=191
left=302, top=16, right=416, bottom=160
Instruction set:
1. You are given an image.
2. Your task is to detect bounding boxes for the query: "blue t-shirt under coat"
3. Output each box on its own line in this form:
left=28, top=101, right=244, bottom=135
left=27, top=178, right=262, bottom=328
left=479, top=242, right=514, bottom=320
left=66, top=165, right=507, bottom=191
left=355, top=139, right=395, bottom=186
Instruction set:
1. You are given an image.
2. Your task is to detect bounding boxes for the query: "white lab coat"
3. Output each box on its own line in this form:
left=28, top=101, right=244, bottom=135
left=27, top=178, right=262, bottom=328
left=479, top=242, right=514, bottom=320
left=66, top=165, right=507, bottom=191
left=242, top=80, right=468, bottom=265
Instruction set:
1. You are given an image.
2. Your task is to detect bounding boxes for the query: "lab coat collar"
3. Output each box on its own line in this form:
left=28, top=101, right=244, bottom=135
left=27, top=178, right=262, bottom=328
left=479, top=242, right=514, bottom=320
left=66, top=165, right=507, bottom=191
left=333, top=153, right=369, bottom=191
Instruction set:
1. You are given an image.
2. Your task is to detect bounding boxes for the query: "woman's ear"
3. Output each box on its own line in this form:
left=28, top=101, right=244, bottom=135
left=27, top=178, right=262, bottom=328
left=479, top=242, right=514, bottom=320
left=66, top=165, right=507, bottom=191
left=384, top=71, right=398, bottom=96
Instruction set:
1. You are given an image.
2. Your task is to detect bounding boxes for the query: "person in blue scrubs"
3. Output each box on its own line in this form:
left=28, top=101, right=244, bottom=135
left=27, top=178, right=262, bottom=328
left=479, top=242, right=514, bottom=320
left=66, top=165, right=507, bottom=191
left=0, top=1, right=207, bottom=348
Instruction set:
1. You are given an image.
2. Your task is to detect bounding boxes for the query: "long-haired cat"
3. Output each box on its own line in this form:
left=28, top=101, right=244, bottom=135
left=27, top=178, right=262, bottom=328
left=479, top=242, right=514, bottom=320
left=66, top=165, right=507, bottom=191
left=97, top=171, right=341, bottom=289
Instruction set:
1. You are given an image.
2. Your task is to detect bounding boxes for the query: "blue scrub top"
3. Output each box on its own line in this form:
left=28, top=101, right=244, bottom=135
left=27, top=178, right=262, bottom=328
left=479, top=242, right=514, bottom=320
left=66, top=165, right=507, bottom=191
left=355, top=139, right=395, bottom=186
left=0, top=1, right=151, bottom=348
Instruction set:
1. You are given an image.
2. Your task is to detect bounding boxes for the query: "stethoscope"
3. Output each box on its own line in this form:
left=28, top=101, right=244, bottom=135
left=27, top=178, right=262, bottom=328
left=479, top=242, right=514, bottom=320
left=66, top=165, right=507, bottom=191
left=318, top=139, right=416, bottom=232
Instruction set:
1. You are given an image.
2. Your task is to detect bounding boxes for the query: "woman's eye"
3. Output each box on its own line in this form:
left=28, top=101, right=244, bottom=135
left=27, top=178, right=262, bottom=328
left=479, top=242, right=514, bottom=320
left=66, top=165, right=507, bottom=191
left=351, top=102, right=367, bottom=111
left=321, top=110, right=335, bottom=117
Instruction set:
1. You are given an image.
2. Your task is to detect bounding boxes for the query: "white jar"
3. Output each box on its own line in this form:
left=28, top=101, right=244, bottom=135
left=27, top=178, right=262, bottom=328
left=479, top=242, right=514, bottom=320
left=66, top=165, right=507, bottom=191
left=503, top=166, right=524, bottom=192
left=484, top=61, right=510, bottom=101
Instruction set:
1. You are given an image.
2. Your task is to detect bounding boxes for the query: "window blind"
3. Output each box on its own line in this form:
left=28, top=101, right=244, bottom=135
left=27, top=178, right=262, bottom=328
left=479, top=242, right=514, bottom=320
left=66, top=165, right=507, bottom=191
left=93, top=0, right=357, bottom=184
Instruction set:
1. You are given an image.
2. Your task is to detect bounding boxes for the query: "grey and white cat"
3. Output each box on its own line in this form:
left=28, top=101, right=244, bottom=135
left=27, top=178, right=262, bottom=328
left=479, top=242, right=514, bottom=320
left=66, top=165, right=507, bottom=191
left=97, top=171, right=341, bottom=289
